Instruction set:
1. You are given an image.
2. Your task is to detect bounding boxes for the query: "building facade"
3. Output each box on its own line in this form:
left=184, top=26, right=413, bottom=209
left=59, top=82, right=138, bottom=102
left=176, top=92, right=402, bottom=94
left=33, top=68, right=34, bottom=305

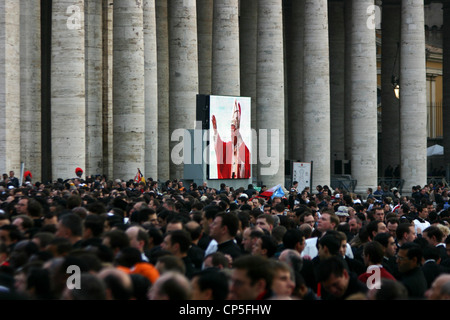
left=0, top=0, right=446, bottom=194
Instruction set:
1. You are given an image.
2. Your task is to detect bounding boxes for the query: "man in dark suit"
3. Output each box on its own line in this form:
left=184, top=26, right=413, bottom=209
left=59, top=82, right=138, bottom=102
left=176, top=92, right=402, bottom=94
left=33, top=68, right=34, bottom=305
left=423, top=225, right=448, bottom=261
left=421, top=245, right=450, bottom=289
left=396, top=242, right=428, bottom=299
left=8, top=171, right=19, bottom=188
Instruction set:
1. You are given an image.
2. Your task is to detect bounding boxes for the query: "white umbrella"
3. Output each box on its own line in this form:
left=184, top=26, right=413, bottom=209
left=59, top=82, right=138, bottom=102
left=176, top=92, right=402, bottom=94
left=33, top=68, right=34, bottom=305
left=427, top=144, right=444, bottom=157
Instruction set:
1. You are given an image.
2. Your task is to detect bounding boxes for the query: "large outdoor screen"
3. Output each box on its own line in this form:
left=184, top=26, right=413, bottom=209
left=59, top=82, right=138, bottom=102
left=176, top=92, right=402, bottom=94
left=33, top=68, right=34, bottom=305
left=208, top=95, right=252, bottom=180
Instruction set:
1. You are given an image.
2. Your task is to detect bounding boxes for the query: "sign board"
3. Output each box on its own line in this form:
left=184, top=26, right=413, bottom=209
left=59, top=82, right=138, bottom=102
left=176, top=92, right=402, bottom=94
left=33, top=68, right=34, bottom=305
left=292, top=161, right=312, bottom=192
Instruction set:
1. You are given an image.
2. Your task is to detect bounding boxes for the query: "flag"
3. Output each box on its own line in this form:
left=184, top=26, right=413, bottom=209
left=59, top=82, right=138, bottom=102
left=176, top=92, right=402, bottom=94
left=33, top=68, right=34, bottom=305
left=134, top=168, right=146, bottom=184
left=259, top=184, right=285, bottom=200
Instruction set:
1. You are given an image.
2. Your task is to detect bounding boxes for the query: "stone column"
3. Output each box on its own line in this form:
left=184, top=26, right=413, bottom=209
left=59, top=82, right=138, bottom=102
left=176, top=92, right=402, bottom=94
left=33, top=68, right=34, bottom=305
left=381, top=0, right=401, bottom=177
left=0, top=0, right=20, bottom=175
left=443, top=0, right=450, bottom=171
left=85, top=0, right=103, bottom=176
left=285, top=0, right=304, bottom=163
left=113, top=0, right=145, bottom=181
left=20, top=0, right=41, bottom=181
left=144, top=0, right=158, bottom=180
left=257, top=0, right=285, bottom=187
left=168, top=0, right=199, bottom=179
left=197, top=0, right=213, bottom=95
left=349, top=0, right=378, bottom=194
left=328, top=0, right=346, bottom=168
left=344, top=0, right=353, bottom=161
left=102, top=0, right=113, bottom=179
left=400, top=0, right=427, bottom=192
left=211, top=0, right=240, bottom=96
left=240, top=0, right=258, bottom=180
left=156, top=0, right=170, bottom=181
left=303, top=0, right=330, bottom=188
left=51, top=0, right=86, bottom=180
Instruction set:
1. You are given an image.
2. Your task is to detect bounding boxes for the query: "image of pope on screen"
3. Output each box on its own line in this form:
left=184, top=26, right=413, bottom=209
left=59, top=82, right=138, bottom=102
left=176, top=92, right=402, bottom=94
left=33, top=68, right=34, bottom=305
left=209, top=96, right=251, bottom=180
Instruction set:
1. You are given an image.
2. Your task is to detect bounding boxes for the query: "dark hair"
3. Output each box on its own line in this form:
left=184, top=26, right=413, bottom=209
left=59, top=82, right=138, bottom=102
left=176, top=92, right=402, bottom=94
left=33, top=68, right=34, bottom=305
left=396, top=222, right=413, bottom=240
left=258, top=235, right=278, bottom=258
left=115, top=247, right=143, bottom=268
left=423, top=225, right=444, bottom=243
left=317, top=256, right=346, bottom=282
left=216, top=212, right=239, bottom=237
left=363, top=241, right=384, bottom=264
left=282, top=229, right=305, bottom=250
left=399, top=242, right=423, bottom=265
left=103, top=229, right=130, bottom=252
left=71, top=273, right=107, bottom=300
left=232, top=255, right=274, bottom=289
left=59, top=213, right=83, bottom=237
left=373, top=232, right=392, bottom=248
left=84, top=214, right=105, bottom=238
left=192, top=268, right=229, bottom=300
left=319, top=233, right=341, bottom=256
left=204, top=251, right=230, bottom=269
left=167, top=230, right=192, bottom=254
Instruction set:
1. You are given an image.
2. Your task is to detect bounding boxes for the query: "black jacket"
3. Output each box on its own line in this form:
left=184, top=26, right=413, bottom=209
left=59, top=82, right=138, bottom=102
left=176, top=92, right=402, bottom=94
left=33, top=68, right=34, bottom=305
left=217, top=239, right=242, bottom=260
left=320, top=271, right=368, bottom=300
left=399, top=267, right=428, bottom=299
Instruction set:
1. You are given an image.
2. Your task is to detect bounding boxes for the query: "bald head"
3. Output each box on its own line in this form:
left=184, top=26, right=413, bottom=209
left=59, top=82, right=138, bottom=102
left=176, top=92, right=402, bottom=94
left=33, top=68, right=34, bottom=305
left=426, top=274, right=450, bottom=300
left=97, top=267, right=133, bottom=300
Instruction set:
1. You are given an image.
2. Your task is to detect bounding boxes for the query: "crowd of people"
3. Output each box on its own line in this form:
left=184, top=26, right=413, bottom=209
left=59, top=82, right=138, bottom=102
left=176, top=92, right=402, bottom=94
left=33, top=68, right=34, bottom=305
left=1, top=168, right=450, bottom=301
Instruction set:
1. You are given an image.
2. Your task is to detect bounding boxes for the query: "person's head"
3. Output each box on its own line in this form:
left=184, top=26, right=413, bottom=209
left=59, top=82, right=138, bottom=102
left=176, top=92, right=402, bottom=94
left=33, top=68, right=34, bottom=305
left=367, top=279, right=408, bottom=300
left=12, top=215, right=34, bottom=234
left=270, top=260, right=295, bottom=298
left=165, top=217, right=185, bottom=233
left=209, top=212, right=239, bottom=243
left=396, top=242, right=423, bottom=274
left=61, top=273, right=107, bottom=300
left=425, top=274, right=450, bottom=300
left=155, top=255, right=186, bottom=275
left=362, top=241, right=385, bottom=266
left=190, top=268, right=229, bottom=300
left=282, top=229, right=306, bottom=253
left=83, top=214, right=104, bottom=239
left=317, top=256, right=351, bottom=298
left=97, top=267, right=133, bottom=300
left=255, top=213, right=275, bottom=234
left=27, top=198, right=44, bottom=218
left=386, top=217, right=399, bottom=239
left=184, top=220, right=202, bottom=243
left=418, top=205, right=429, bottom=220
left=373, top=232, right=397, bottom=258
left=318, top=232, right=341, bottom=259
left=316, top=212, right=338, bottom=234
left=161, top=229, right=192, bottom=257
left=299, top=210, right=315, bottom=227
left=125, top=225, right=149, bottom=253
left=373, top=207, right=385, bottom=222
left=148, top=271, right=192, bottom=300
left=251, top=234, right=278, bottom=259
left=55, top=213, right=83, bottom=244
left=347, top=217, right=361, bottom=237
left=423, top=225, right=444, bottom=247
left=366, top=220, right=387, bottom=241
left=241, top=226, right=264, bottom=254
left=15, top=197, right=29, bottom=215
left=202, top=251, right=230, bottom=270
left=396, top=222, right=416, bottom=245
left=229, top=255, right=273, bottom=300
left=102, top=229, right=130, bottom=257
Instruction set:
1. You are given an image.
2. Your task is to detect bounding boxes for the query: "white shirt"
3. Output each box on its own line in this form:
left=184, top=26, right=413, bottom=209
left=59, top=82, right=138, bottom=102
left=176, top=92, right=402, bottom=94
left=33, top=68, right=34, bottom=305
left=301, top=236, right=354, bottom=259
left=413, top=218, right=430, bottom=235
